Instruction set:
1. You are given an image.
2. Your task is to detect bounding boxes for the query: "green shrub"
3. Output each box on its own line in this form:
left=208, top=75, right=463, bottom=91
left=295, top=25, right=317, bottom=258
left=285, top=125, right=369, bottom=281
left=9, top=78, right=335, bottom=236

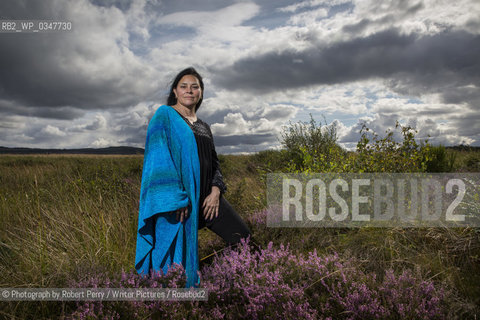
left=279, top=117, right=431, bottom=173
left=464, top=154, right=480, bottom=171
left=425, top=145, right=456, bottom=172
left=353, top=122, right=431, bottom=173
left=280, top=114, right=348, bottom=173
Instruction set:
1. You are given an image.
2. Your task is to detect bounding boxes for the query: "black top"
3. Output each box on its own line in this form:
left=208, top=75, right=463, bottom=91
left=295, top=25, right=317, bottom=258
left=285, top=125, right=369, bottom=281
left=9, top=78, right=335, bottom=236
left=172, top=108, right=227, bottom=208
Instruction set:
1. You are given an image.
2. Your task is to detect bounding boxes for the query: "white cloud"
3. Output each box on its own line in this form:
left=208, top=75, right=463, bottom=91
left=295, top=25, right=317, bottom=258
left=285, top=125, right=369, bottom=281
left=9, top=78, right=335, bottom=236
left=156, top=2, right=260, bottom=29
left=91, top=137, right=115, bottom=148
left=55, top=0, right=160, bottom=106
left=84, top=114, right=107, bottom=131
left=1, top=0, right=479, bottom=151
left=0, top=116, right=25, bottom=129
left=125, top=0, right=154, bottom=41
left=372, top=98, right=466, bottom=119
left=287, top=8, right=329, bottom=26
left=211, top=113, right=250, bottom=136
left=41, top=125, right=66, bottom=137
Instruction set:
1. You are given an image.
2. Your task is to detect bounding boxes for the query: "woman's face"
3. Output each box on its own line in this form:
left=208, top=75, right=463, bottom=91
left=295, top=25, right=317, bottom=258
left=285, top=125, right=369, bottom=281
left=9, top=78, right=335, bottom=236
left=173, top=75, right=202, bottom=109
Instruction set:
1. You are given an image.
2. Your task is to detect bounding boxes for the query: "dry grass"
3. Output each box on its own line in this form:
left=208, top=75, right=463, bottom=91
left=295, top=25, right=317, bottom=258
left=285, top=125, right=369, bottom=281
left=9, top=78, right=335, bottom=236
left=0, top=153, right=479, bottom=318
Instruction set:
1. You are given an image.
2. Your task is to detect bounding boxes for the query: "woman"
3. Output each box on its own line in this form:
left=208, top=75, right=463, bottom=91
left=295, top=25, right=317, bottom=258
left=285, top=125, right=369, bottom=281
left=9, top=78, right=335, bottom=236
left=135, top=67, right=251, bottom=287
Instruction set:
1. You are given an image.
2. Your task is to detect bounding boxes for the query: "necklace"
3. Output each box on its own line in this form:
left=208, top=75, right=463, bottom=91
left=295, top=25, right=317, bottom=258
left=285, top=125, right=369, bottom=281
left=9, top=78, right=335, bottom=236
left=172, top=105, right=197, bottom=124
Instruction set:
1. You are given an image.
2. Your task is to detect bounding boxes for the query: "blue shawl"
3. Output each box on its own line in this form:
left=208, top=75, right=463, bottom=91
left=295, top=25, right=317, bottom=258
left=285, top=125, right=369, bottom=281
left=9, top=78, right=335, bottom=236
left=135, top=105, right=200, bottom=288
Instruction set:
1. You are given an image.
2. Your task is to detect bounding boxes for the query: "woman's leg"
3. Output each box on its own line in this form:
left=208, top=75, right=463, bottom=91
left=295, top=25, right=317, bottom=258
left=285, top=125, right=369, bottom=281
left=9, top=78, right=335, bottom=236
left=203, top=196, right=251, bottom=245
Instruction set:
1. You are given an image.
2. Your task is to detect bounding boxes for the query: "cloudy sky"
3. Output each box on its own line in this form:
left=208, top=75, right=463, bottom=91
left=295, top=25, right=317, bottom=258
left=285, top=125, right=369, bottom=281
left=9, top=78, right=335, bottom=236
left=0, top=0, right=479, bottom=153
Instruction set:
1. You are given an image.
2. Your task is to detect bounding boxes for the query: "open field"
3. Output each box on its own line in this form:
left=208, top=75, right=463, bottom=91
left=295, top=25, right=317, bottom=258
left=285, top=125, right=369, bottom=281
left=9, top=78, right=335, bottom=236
left=0, top=152, right=479, bottom=319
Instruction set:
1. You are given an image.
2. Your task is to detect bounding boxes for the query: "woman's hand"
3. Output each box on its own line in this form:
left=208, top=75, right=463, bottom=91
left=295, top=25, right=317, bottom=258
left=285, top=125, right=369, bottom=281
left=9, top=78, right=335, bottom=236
left=202, top=186, right=220, bottom=221
left=175, top=206, right=189, bottom=223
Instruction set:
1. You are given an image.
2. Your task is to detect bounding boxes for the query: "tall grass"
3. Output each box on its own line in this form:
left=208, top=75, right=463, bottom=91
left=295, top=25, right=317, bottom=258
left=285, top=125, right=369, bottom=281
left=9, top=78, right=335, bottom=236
left=1, top=128, right=479, bottom=318
left=0, top=155, right=142, bottom=282
left=0, top=154, right=265, bottom=318
left=0, top=155, right=142, bottom=318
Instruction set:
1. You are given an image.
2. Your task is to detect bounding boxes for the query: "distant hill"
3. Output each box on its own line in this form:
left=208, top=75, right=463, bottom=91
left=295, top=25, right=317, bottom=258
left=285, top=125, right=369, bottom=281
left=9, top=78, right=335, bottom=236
left=446, top=145, right=480, bottom=151
left=0, top=145, right=478, bottom=155
left=0, top=146, right=144, bottom=155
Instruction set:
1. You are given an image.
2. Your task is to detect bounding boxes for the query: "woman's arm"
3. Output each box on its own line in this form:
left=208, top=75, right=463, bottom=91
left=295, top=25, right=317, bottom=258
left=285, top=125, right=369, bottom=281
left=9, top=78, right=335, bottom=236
left=202, top=124, right=226, bottom=220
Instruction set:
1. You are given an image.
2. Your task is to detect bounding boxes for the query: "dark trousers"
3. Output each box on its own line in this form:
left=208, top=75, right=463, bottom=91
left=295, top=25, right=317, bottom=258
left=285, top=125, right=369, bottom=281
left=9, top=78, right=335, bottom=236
left=198, top=196, right=251, bottom=245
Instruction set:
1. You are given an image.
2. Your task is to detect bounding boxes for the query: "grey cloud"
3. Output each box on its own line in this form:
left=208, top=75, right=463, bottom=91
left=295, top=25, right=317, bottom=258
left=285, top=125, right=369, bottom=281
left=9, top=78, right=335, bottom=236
left=213, top=133, right=278, bottom=147
left=340, top=110, right=480, bottom=148
left=113, top=123, right=148, bottom=146
left=84, top=117, right=105, bottom=131
left=119, top=128, right=147, bottom=145
left=0, top=33, right=154, bottom=111
left=89, top=0, right=133, bottom=11
left=449, top=112, right=480, bottom=137
left=373, top=102, right=461, bottom=118
left=0, top=115, right=23, bottom=129
left=0, top=99, right=85, bottom=120
left=199, top=103, right=296, bottom=125
left=442, top=87, right=480, bottom=106
left=31, top=107, right=85, bottom=120
left=339, top=113, right=401, bottom=144
left=0, top=0, right=59, bottom=19
left=213, top=29, right=480, bottom=110
left=0, top=0, right=160, bottom=120
left=261, top=105, right=297, bottom=121
left=342, top=18, right=371, bottom=34
left=147, top=0, right=238, bottom=16
left=198, top=109, right=233, bottom=127
left=15, top=123, right=63, bottom=146
left=342, top=1, right=424, bottom=34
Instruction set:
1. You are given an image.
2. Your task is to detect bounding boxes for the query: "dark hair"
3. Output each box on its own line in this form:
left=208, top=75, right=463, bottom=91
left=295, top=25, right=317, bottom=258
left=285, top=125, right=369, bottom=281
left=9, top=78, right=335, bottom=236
left=167, top=67, right=204, bottom=112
